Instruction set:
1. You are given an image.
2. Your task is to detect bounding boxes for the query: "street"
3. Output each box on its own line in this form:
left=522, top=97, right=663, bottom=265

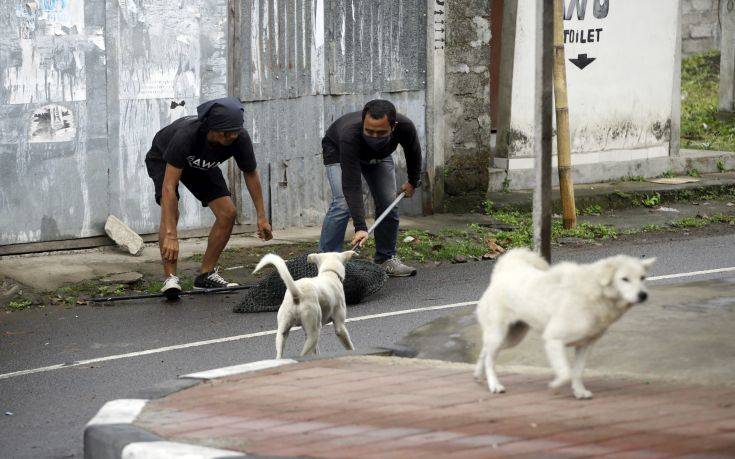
left=1, top=229, right=734, bottom=458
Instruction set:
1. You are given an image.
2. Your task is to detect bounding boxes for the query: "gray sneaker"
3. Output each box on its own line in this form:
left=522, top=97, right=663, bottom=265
left=379, top=257, right=417, bottom=277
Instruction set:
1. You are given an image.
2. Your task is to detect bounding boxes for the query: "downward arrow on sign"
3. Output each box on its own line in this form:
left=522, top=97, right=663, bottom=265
left=569, top=54, right=596, bottom=70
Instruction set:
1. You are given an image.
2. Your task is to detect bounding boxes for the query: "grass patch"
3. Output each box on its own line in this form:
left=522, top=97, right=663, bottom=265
left=670, top=217, right=709, bottom=229
left=681, top=50, right=735, bottom=151
left=581, top=203, right=603, bottom=216
left=8, top=297, right=32, bottom=310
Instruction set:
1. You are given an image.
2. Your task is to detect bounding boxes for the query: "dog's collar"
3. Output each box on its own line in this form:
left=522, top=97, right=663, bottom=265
left=320, top=268, right=345, bottom=282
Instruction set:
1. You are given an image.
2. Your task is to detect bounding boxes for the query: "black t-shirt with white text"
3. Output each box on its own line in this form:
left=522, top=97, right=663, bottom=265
left=145, top=116, right=256, bottom=174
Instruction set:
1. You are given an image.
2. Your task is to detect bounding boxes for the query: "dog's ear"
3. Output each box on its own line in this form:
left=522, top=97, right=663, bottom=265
left=307, top=253, right=319, bottom=265
left=599, top=260, right=618, bottom=287
left=641, top=257, right=656, bottom=271
left=341, top=250, right=356, bottom=262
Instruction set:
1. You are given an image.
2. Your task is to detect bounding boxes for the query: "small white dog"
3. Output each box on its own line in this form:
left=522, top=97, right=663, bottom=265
left=253, top=251, right=356, bottom=359
left=474, top=248, right=655, bottom=399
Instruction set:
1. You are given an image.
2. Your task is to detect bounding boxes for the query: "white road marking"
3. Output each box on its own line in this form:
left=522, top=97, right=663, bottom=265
left=1, top=266, right=733, bottom=381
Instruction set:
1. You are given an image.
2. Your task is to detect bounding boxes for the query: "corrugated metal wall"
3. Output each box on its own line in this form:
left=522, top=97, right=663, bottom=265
left=236, top=0, right=427, bottom=230
left=0, top=0, right=427, bottom=245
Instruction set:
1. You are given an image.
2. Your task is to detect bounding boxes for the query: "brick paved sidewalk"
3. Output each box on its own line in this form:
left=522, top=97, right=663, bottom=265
left=135, top=356, right=735, bottom=458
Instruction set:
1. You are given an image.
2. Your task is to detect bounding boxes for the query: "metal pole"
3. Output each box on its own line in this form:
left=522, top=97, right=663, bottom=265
left=533, top=0, right=554, bottom=262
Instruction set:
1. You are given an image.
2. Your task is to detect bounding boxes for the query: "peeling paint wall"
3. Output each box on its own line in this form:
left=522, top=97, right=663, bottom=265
left=236, top=0, right=427, bottom=230
left=0, top=0, right=108, bottom=245
left=0, top=0, right=427, bottom=245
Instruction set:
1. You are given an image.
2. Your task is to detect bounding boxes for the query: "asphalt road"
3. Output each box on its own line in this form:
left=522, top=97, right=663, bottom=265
left=1, top=228, right=734, bottom=458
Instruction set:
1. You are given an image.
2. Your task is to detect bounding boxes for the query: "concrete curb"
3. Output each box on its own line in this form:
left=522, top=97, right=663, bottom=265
left=84, top=346, right=416, bottom=458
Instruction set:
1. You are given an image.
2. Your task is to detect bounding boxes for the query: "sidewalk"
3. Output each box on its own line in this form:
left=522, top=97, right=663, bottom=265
left=3, top=171, right=735, bottom=294
left=87, top=355, right=735, bottom=458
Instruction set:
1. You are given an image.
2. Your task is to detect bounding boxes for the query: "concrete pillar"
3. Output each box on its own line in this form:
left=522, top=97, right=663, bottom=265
left=718, top=0, right=735, bottom=113
left=424, top=0, right=447, bottom=213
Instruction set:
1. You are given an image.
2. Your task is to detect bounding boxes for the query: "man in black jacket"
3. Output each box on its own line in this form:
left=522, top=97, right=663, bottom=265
left=319, top=99, right=421, bottom=277
left=145, top=96, right=273, bottom=296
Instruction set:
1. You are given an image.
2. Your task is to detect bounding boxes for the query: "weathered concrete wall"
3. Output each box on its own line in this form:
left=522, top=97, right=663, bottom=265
left=493, top=0, right=681, bottom=191
left=442, top=0, right=492, bottom=196
left=682, top=0, right=721, bottom=55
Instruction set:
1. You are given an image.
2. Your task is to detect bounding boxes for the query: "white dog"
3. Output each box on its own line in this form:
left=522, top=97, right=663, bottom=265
left=253, top=251, right=356, bottom=359
left=474, top=248, right=655, bottom=399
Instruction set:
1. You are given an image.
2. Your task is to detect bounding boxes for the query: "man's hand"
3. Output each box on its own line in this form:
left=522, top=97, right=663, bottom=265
left=257, top=218, right=273, bottom=241
left=351, top=230, right=369, bottom=249
left=400, top=182, right=416, bottom=198
left=160, top=236, right=179, bottom=263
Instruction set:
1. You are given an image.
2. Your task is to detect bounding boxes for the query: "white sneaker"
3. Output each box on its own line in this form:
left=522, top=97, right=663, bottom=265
left=161, top=275, right=182, bottom=298
left=379, top=257, right=417, bottom=277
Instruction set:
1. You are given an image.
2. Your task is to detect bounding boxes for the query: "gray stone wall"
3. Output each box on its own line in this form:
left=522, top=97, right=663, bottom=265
left=443, top=0, right=492, bottom=196
left=682, top=0, right=721, bottom=55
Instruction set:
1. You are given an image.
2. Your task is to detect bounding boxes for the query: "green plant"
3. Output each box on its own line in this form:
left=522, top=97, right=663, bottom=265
left=687, top=168, right=701, bottom=178
left=623, top=175, right=645, bottom=182
left=641, top=192, right=661, bottom=208
left=681, top=50, right=735, bottom=151
left=482, top=200, right=494, bottom=215
left=502, top=176, right=511, bottom=193
left=8, top=297, right=32, bottom=310
left=661, top=170, right=675, bottom=178
left=670, top=217, right=708, bottom=228
left=716, top=158, right=726, bottom=172
left=582, top=204, right=603, bottom=215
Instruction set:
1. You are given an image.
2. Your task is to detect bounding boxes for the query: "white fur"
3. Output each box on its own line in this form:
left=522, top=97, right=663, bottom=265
left=474, top=248, right=655, bottom=399
left=253, top=251, right=356, bottom=359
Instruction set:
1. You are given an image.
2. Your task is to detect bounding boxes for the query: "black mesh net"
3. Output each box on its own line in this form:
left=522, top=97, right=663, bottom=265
left=233, top=254, right=387, bottom=313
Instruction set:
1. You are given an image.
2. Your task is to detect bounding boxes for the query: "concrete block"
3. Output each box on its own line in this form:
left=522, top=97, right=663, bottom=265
left=690, top=24, right=715, bottom=38
left=690, top=0, right=714, bottom=12
left=104, top=215, right=144, bottom=256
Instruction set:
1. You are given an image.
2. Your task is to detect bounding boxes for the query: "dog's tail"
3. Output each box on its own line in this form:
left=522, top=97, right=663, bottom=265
left=497, top=247, right=550, bottom=271
left=253, top=254, right=302, bottom=304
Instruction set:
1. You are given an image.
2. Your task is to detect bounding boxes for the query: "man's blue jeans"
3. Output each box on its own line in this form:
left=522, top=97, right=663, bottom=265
left=318, top=157, right=399, bottom=264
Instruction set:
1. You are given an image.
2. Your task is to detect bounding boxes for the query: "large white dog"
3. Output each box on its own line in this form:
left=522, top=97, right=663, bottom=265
left=474, top=248, right=655, bottom=399
left=253, top=251, right=355, bottom=359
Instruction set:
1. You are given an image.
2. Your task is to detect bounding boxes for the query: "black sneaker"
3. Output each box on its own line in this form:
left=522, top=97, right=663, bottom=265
left=194, top=267, right=239, bottom=289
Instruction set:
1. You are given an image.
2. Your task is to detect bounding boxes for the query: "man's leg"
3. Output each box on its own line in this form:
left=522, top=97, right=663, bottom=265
left=362, top=157, right=399, bottom=263
left=318, top=163, right=352, bottom=253
left=201, top=196, right=237, bottom=273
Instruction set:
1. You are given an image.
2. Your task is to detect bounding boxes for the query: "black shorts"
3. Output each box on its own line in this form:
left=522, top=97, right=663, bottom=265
left=145, top=158, right=231, bottom=207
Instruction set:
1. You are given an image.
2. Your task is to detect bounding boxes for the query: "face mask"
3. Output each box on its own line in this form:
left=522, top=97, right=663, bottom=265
left=363, top=133, right=391, bottom=152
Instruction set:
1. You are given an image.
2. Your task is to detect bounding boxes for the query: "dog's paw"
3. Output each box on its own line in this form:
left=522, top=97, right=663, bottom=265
left=487, top=382, right=506, bottom=394
left=573, top=388, right=593, bottom=400
left=473, top=370, right=485, bottom=381
left=548, top=377, right=570, bottom=389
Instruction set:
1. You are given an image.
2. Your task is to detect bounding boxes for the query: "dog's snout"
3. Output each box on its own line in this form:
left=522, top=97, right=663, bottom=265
left=638, top=291, right=648, bottom=302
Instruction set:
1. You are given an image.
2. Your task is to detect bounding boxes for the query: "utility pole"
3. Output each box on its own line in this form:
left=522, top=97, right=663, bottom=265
left=533, top=0, right=554, bottom=262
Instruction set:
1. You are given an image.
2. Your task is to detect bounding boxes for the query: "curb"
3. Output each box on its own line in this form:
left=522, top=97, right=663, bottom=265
left=83, top=346, right=416, bottom=458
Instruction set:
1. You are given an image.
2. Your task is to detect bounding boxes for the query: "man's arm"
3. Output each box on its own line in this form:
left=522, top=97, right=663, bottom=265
left=160, top=164, right=182, bottom=263
left=243, top=169, right=273, bottom=241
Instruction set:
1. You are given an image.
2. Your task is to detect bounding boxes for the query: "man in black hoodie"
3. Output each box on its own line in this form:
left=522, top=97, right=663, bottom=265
left=319, top=99, right=421, bottom=277
left=145, top=96, right=272, bottom=296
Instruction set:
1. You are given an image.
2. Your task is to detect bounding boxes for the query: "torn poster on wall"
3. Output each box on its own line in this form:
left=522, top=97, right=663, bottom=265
left=16, top=0, right=86, bottom=37
left=29, top=104, right=75, bottom=143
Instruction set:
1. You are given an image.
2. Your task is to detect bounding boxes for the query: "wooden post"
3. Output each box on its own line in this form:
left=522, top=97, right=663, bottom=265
left=533, top=0, right=553, bottom=262
left=552, top=0, right=576, bottom=229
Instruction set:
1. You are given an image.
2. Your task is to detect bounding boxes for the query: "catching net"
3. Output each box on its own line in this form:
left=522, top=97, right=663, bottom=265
left=233, top=254, right=387, bottom=313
